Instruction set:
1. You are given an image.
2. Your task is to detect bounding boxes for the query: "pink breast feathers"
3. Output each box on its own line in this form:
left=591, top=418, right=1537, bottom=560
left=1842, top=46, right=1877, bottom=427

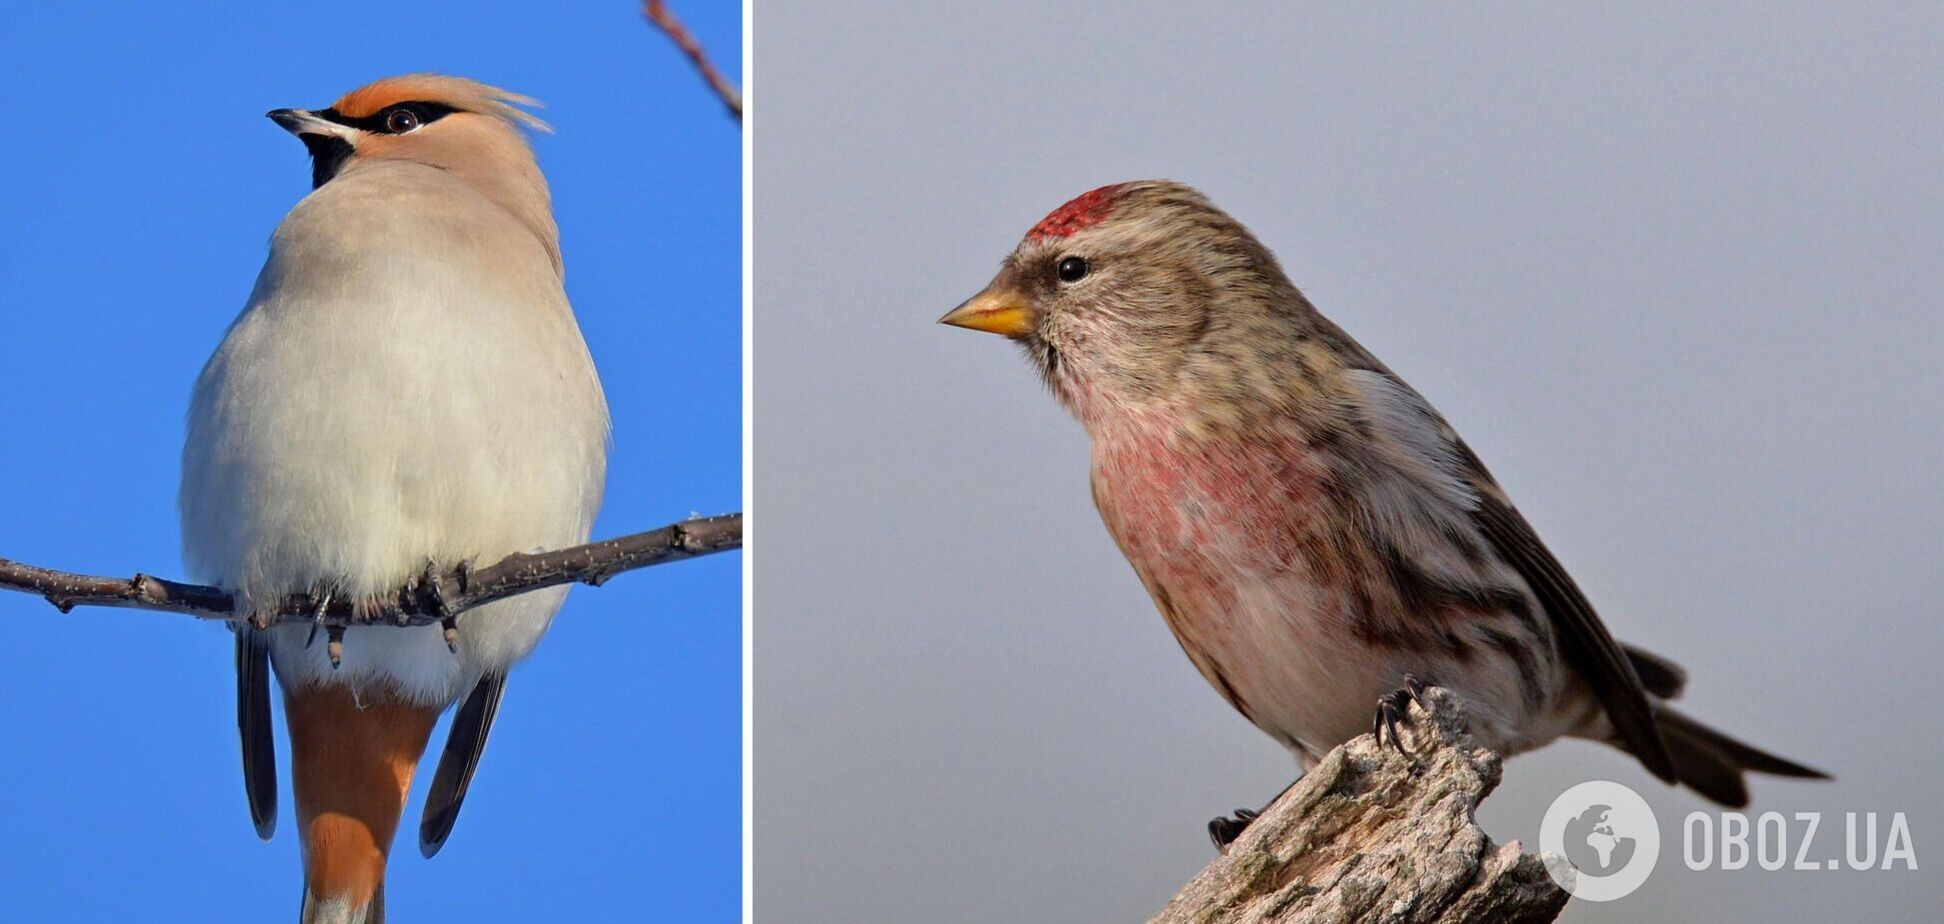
left=1094, top=425, right=1328, bottom=568
left=1026, top=184, right=1131, bottom=241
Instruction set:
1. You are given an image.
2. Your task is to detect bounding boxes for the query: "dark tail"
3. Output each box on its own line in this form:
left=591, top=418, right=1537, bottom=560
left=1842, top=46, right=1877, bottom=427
left=1616, top=643, right=1828, bottom=805
left=1655, top=705, right=1830, bottom=807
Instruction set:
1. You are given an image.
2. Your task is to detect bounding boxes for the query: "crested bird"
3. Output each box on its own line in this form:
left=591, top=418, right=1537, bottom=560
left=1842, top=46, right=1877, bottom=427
left=941, top=180, right=1826, bottom=848
left=181, top=75, right=608, bottom=921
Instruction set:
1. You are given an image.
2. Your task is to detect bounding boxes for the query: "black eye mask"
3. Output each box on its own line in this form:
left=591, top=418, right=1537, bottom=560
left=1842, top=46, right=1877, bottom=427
left=314, top=101, right=460, bottom=135
left=301, top=101, right=461, bottom=189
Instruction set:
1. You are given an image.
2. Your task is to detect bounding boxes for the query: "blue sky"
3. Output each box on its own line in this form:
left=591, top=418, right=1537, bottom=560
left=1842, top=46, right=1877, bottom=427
left=0, top=3, right=740, bottom=921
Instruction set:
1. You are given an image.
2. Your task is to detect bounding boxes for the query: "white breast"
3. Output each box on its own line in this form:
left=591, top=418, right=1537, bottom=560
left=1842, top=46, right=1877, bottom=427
left=180, top=163, right=608, bottom=705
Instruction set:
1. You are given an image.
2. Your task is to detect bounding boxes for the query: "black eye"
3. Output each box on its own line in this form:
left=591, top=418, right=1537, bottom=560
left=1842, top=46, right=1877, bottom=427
left=1056, top=256, right=1090, bottom=283
left=384, top=107, right=421, bottom=133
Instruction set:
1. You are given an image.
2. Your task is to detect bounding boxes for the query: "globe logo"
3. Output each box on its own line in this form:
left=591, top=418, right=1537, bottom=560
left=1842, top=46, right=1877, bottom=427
left=1564, top=804, right=1636, bottom=873
left=1540, top=780, right=1659, bottom=901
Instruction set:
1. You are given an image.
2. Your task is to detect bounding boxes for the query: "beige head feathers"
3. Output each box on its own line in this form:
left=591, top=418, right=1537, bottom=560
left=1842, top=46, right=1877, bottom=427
left=265, top=74, right=560, bottom=268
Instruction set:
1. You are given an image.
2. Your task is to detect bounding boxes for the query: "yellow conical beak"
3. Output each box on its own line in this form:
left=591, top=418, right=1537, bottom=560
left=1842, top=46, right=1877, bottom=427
left=939, top=286, right=1034, bottom=338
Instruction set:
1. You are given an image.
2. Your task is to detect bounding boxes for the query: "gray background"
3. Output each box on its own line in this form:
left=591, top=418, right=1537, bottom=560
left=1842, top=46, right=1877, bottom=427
left=756, top=4, right=1942, bottom=920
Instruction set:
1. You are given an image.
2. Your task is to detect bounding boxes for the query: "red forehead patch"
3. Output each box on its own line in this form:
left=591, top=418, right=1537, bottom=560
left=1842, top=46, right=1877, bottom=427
left=1026, top=184, right=1130, bottom=240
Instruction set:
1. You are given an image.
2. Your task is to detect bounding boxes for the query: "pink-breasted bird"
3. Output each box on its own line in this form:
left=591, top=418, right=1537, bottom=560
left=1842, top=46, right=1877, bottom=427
left=181, top=75, right=607, bottom=920
left=941, top=180, right=1825, bottom=847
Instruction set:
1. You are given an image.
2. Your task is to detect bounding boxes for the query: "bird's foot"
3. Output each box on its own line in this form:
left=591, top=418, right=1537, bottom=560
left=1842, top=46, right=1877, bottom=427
left=1372, top=673, right=1429, bottom=755
left=325, top=624, right=346, bottom=669
left=304, top=586, right=336, bottom=648
left=1207, top=807, right=1260, bottom=851
left=407, top=560, right=463, bottom=651
left=440, top=559, right=476, bottom=651
left=408, top=560, right=454, bottom=622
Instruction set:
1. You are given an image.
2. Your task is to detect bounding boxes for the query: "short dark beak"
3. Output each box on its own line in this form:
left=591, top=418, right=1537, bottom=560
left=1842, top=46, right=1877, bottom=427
left=266, top=108, right=339, bottom=138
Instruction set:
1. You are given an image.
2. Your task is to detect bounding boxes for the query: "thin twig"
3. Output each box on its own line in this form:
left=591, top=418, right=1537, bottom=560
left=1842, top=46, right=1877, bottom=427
left=0, top=513, right=740, bottom=627
left=643, top=0, right=743, bottom=121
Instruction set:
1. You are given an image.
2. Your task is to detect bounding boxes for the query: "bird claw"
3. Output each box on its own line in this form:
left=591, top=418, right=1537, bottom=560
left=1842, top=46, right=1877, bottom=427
left=1401, top=672, right=1428, bottom=708
left=1207, top=807, right=1260, bottom=851
left=409, top=560, right=453, bottom=620
left=304, top=587, right=336, bottom=648
left=325, top=624, right=346, bottom=669
left=1372, top=673, right=1429, bottom=755
left=405, top=560, right=462, bottom=653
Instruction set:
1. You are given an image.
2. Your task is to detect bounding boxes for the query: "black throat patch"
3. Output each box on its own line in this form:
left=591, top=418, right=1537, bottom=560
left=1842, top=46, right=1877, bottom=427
left=301, top=134, right=353, bottom=189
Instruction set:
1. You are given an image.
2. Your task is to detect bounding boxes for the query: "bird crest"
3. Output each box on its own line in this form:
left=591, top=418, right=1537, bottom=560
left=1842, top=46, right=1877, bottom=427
left=332, top=73, right=550, bottom=133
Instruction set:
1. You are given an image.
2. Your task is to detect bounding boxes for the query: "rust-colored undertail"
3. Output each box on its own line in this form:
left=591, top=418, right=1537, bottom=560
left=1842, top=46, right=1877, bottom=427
left=285, top=684, right=441, bottom=924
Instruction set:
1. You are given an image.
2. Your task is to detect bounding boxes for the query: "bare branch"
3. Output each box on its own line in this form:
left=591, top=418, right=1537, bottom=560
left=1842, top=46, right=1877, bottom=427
left=643, top=0, right=743, bottom=122
left=0, top=513, right=741, bottom=627
left=1151, top=688, right=1568, bottom=924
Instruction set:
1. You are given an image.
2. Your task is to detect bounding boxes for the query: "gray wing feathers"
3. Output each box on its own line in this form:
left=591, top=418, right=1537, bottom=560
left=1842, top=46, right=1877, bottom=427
left=419, top=672, right=508, bottom=858
left=236, top=629, right=278, bottom=840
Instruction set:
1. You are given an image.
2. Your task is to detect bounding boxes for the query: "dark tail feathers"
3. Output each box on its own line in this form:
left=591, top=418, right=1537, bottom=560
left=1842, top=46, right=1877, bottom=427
left=1655, top=705, right=1829, bottom=807
left=1618, top=643, right=1826, bottom=805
